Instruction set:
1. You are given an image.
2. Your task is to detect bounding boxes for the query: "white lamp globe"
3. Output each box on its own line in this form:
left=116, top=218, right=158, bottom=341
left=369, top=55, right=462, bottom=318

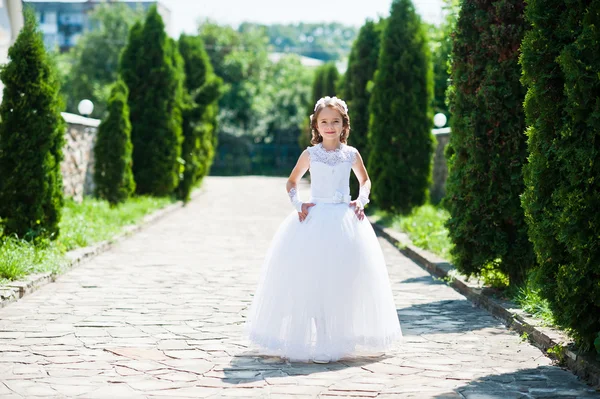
left=78, top=99, right=94, bottom=117
left=433, top=113, right=447, bottom=128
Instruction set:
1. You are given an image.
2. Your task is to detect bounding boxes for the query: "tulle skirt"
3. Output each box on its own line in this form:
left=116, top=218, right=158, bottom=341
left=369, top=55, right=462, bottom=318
left=244, top=202, right=402, bottom=362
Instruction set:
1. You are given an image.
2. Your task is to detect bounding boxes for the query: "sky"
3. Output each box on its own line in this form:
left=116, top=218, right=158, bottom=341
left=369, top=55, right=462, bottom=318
left=159, top=0, right=446, bottom=36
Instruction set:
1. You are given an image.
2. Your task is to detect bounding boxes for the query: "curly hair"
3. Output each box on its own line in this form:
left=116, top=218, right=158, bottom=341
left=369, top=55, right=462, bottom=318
left=309, top=96, right=351, bottom=145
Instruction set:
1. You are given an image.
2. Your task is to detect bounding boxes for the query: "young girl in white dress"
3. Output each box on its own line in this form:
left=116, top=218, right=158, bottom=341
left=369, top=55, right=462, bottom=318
left=244, top=96, right=402, bottom=363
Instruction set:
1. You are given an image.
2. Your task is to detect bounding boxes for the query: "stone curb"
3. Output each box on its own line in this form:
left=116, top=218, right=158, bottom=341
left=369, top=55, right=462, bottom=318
left=370, top=218, right=600, bottom=389
left=0, top=189, right=204, bottom=309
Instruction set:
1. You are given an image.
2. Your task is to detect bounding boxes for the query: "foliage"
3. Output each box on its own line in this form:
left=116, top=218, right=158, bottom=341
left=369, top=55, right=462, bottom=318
left=119, top=6, right=184, bottom=196
left=320, top=63, right=340, bottom=98
left=430, top=0, right=459, bottom=121
left=198, top=21, right=270, bottom=138
left=60, top=3, right=141, bottom=119
left=298, top=62, right=340, bottom=148
left=94, top=80, right=135, bottom=205
left=368, top=0, right=434, bottom=214
left=444, top=0, right=533, bottom=286
left=212, top=55, right=310, bottom=176
left=240, top=22, right=358, bottom=61
left=263, top=55, right=313, bottom=144
left=176, top=34, right=222, bottom=202
left=520, top=0, right=600, bottom=350
left=343, top=19, right=384, bottom=196
left=0, top=9, right=65, bottom=240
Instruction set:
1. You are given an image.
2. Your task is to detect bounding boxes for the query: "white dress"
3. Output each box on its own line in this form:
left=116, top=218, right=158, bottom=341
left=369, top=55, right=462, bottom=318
left=244, top=143, right=402, bottom=362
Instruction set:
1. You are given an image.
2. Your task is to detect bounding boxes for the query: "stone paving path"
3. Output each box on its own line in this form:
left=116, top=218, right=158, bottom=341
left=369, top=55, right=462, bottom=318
left=0, top=176, right=598, bottom=399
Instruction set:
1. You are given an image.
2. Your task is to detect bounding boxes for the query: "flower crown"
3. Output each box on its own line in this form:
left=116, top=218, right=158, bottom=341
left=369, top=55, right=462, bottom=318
left=314, top=96, right=348, bottom=114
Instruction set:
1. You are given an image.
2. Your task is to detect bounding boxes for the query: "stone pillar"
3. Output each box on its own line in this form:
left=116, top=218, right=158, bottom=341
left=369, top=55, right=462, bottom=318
left=431, top=131, right=450, bottom=205
left=60, top=112, right=100, bottom=202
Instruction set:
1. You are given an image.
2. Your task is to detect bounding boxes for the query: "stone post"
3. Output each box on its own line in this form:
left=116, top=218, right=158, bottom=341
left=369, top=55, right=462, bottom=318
left=60, top=112, right=100, bottom=202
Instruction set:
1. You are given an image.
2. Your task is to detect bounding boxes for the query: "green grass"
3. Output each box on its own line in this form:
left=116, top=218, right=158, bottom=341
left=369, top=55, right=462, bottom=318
left=58, top=196, right=173, bottom=251
left=0, top=238, right=63, bottom=280
left=505, top=270, right=556, bottom=326
left=0, top=195, right=173, bottom=282
left=370, top=204, right=453, bottom=260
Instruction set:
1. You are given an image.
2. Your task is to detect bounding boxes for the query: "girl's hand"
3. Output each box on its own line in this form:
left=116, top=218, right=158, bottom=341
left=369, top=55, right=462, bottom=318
left=298, top=203, right=316, bottom=222
left=349, top=201, right=365, bottom=221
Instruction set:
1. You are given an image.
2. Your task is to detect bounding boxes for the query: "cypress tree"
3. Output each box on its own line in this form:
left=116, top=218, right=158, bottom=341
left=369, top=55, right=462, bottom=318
left=368, top=0, right=433, bottom=214
left=0, top=9, right=65, bottom=240
left=444, top=0, right=534, bottom=285
left=299, top=64, right=329, bottom=148
left=176, top=34, right=222, bottom=202
left=311, top=65, right=327, bottom=104
left=93, top=80, right=135, bottom=205
left=344, top=20, right=383, bottom=196
left=321, top=62, right=339, bottom=97
left=119, top=6, right=183, bottom=196
left=521, top=0, right=600, bottom=349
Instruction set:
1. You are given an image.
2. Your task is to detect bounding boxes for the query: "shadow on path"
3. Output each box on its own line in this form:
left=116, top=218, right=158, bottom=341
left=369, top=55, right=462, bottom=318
left=397, top=299, right=503, bottom=336
left=432, top=366, right=600, bottom=398
left=219, top=353, right=387, bottom=384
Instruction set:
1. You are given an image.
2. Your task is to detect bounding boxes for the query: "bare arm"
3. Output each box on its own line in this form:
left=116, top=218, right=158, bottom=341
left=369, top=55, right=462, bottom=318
left=286, top=149, right=310, bottom=194
left=351, top=150, right=371, bottom=192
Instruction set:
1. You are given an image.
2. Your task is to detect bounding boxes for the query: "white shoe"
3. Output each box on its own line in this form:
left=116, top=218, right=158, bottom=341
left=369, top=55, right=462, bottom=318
left=312, top=355, right=331, bottom=364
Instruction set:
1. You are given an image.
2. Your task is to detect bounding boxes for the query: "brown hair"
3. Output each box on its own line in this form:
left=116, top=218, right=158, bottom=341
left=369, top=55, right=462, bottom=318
left=309, top=97, right=351, bottom=145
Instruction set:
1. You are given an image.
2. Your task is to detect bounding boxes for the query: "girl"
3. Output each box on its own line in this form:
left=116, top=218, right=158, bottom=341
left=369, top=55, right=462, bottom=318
left=244, top=96, right=402, bottom=363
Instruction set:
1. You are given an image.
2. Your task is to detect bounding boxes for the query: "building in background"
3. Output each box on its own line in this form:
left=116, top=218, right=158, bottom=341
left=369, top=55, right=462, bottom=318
left=23, top=0, right=170, bottom=52
left=0, top=0, right=23, bottom=102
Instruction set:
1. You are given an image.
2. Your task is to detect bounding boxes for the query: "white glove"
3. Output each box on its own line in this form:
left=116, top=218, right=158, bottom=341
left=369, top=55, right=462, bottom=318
left=356, top=184, right=370, bottom=209
left=288, top=187, right=303, bottom=213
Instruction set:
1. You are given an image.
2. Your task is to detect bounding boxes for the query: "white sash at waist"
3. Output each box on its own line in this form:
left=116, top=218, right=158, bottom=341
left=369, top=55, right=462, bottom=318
left=309, top=193, right=352, bottom=204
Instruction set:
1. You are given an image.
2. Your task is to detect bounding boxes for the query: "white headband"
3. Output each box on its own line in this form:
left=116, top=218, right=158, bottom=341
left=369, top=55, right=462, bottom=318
left=314, top=96, right=348, bottom=114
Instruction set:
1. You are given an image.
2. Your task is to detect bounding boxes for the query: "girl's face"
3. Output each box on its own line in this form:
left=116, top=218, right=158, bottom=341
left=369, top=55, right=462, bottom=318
left=316, top=107, right=344, bottom=142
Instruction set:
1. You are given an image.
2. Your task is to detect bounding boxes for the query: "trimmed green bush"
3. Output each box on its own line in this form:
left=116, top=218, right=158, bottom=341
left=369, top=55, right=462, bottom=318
left=176, top=34, right=222, bottom=202
left=321, top=62, right=339, bottom=98
left=93, top=79, right=135, bottom=205
left=0, top=9, right=65, bottom=240
left=119, top=6, right=183, bottom=196
left=299, top=63, right=339, bottom=148
left=368, top=0, right=433, bottom=214
left=520, top=0, right=600, bottom=349
left=444, top=0, right=534, bottom=285
left=343, top=19, right=383, bottom=196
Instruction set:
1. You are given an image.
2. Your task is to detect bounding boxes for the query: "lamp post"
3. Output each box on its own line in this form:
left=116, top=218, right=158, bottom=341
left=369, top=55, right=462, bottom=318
left=78, top=99, right=94, bottom=117
left=433, top=112, right=447, bottom=128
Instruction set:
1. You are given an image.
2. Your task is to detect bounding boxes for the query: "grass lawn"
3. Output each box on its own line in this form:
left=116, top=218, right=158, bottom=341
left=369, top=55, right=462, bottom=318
left=0, top=196, right=173, bottom=283
left=369, top=204, right=453, bottom=260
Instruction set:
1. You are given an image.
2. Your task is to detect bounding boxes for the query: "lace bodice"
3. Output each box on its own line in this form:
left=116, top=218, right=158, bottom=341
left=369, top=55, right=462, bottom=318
left=307, top=143, right=358, bottom=167
left=306, top=143, right=358, bottom=203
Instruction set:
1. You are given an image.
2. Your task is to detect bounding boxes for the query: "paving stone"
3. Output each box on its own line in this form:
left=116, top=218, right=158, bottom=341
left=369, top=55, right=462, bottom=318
left=144, top=386, right=220, bottom=398
left=162, top=350, right=211, bottom=360
left=81, top=382, right=146, bottom=398
left=48, top=383, right=99, bottom=396
left=0, top=177, right=597, bottom=398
